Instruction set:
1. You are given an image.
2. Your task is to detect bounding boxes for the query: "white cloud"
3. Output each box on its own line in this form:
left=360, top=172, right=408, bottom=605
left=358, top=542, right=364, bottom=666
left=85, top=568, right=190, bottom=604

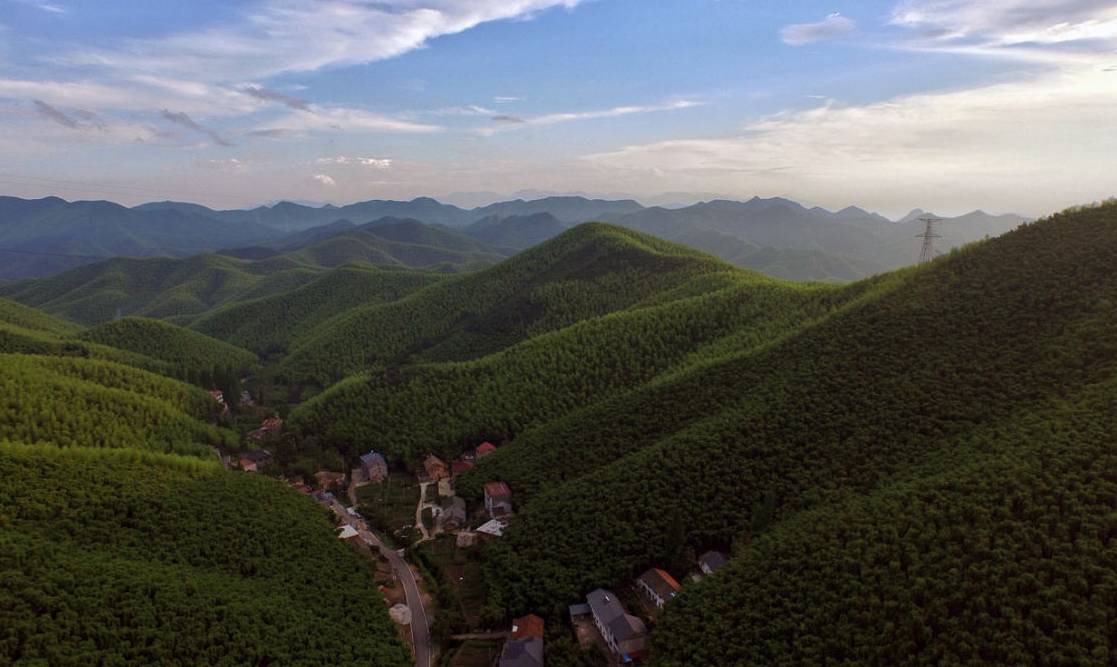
left=780, top=12, right=857, bottom=46
left=494, top=96, right=522, bottom=103
left=890, top=0, right=1117, bottom=61
left=257, top=105, right=441, bottom=135
left=480, top=99, right=702, bottom=135
left=316, top=156, right=393, bottom=169
left=583, top=66, right=1117, bottom=216
left=312, top=174, right=336, bottom=187
left=14, top=0, right=67, bottom=14
left=66, top=1, right=584, bottom=83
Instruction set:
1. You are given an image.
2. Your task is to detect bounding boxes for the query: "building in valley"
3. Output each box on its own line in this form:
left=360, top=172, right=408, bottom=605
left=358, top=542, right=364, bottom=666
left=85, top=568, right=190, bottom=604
left=636, top=568, right=681, bottom=608
left=360, top=451, right=388, bottom=482
left=586, top=589, right=648, bottom=660
left=484, top=481, right=513, bottom=518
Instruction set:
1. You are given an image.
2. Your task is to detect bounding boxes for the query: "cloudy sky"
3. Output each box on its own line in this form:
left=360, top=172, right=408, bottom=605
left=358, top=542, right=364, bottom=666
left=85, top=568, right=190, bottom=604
left=1, top=0, right=1115, bottom=216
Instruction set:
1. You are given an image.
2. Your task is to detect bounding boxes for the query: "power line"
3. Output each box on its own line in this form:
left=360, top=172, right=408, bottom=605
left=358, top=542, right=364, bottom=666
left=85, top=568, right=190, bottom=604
left=916, top=216, right=943, bottom=264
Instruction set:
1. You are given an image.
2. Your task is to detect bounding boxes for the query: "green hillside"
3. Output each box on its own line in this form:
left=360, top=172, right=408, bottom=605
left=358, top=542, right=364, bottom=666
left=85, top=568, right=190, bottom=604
left=79, top=316, right=258, bottom=376
left=0, top=354, right=228, bottom=456
left=0, top=443, right=411, bottom=666
left=457, top=203, right=1117, bottom=663
left=0, top=254, right=320, bottom=326
left=289, top=270, right=849, bottom=462
left=192, top=264, right=445, bottom=355
left=277, top=224, right=732, bottom=385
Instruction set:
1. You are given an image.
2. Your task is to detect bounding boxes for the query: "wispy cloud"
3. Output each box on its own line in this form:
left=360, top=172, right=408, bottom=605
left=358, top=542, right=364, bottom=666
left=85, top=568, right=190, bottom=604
left=14, top=0, right=67, bottom=14
left=66, top=1, right=585, bottom=82
left=33, top=99, right=78, bottom=128
left=780, top=12, right=857, bottom=46
left=160, top=109, right=233, bottom=146
left=480, top=99, right=702, bottom=134
left=256, top=105, right=442, bottom=135
left=240, top=84, right=310, bottom=110
left=312, top=174, right=337, bottom=187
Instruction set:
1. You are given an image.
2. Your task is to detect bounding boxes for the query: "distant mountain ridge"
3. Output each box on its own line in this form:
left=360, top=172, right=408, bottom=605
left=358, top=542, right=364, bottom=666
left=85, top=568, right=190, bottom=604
left=1, top=193, right=1030, bottom=281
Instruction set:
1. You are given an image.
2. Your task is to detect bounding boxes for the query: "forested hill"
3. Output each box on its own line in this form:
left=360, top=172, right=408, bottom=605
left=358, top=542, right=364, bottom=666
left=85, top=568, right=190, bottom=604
left=0, top=217, right=498, bottom=326
left=275, top=223, right=733, bottom=386
left=450, top=202, right=1117, bottom=664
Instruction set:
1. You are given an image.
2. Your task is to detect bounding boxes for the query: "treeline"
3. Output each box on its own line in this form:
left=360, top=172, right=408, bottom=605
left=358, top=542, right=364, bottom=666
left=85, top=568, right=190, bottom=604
left=0, top=353, right=229, bottom=456
left=79, top=316, right=258, bottom=376
left=471, top=203, right=1117, bottom=645
left=277, top=224, right=733, bottom=385
left=291, top=271, right=843, bottom=462
left=0, top=442, right=411, bottom=666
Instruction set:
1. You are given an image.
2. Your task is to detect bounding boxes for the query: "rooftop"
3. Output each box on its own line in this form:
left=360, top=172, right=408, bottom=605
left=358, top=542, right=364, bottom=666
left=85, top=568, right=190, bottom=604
left=484, top=481, right=512, bottom=498
left=639, top=567, right=681, bottom=601
left=587, top=589, right=646, bottom=642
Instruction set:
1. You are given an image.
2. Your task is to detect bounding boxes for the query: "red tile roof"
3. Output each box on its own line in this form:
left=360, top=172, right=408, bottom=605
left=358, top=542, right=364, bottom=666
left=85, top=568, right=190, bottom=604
left=653, top=568, right=681, bottom=592
left=451, top=460, right=474, bottom=475
left=484, top=481, right=511, bottom=498
left=511, top=614, right=545, bottom=639
left=476, top=442, right=497, bottom=457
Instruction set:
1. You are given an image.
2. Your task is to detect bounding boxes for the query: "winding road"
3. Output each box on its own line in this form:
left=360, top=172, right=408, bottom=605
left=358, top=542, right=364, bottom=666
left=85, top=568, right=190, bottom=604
left=328, top=499, right=432, bottom=667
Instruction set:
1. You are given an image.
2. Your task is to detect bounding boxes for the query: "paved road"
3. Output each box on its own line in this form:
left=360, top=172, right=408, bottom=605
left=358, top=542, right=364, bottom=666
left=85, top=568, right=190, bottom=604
left=328, top=500, right=432, bottom=667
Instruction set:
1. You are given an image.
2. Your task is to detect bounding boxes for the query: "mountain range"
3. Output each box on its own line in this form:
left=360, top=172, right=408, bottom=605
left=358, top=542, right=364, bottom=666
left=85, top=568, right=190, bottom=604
left=0, top=194, right=1028, bottom=282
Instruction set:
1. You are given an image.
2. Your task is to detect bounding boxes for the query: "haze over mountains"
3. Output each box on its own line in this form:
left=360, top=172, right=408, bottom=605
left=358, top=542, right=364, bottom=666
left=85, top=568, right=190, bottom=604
left=0, top=193, right=1028, bottom=282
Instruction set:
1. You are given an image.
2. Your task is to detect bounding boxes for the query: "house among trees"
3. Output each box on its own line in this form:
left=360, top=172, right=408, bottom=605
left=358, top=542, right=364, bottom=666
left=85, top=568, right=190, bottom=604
left=451, top=459, right=474, bottom=477
left=476, top=441, right=497, bottom=458
left=698, top=550, right=728, bottom=575
left=484, top=481, right=513, bottom=518
left=238, top=449, right=271, bottom=472
left=314, top=470, right=346, bottom=490
left=208, top=389, right=225, bottom=404
left=248, top=417, right=282, bottom=442
left=637, top=568, right=681, bottom=608
left=360, top=451, right=388, bottom=482
left=434, top=496, right=467, bottom=532
left=500, top=614, right=545, bottom=667
left=338, top=525, right=360, bottom=543
left=423, top=454, right=449, bottom=482
left=586, top=588, right=648, bottom=660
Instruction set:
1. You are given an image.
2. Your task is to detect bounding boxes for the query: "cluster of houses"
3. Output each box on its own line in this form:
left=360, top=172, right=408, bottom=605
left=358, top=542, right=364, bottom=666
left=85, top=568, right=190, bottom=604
left=568, top=550, right=729, bottom=663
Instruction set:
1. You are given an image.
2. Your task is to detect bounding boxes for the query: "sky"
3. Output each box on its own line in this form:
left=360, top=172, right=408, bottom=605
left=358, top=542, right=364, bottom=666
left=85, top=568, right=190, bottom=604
left=1, top=0, right=1115, bottom=217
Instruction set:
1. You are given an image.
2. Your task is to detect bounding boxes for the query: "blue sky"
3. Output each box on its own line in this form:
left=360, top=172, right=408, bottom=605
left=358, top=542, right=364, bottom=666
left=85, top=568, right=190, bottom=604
left=1, top=0, right=1115, bottom=216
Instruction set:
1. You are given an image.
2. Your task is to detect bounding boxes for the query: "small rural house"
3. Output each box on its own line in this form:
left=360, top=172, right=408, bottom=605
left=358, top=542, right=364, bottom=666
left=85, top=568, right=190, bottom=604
left=208, top=389, right=225, bottom=404
left=338, top=525, right=360, bottom=543
left=451, top=459, right=474, bottom=477
left=238, top=449, right=271, bottom=472
left=248, top=417, right=282, bottom=442
left=360, top=451, right=388, bottom=482
left=476, top=519, right=507, bottom=538
left=698, top=551, right=729, bottom=575
left=637, top=568, right=681, bottom=608
left=500, top=614, right=545, bottom=667
left=423, top=454, right=450, bottom=482
left=587, top=589, right=648, bottom=660
left=484, top=481, right=513, bottom=518
left=434, top=496, right=467, bottom=532
left=476, top=441, right=497, bottom=458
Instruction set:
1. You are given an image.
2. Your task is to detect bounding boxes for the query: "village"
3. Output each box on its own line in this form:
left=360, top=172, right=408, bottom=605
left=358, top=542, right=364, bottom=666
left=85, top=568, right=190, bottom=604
left=216, top=390, right=727, bottom=667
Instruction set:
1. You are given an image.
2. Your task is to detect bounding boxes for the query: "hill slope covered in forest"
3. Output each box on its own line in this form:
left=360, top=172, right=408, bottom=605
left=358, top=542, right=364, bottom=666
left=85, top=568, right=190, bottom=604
left=442, top=203, right=1117, bottom=664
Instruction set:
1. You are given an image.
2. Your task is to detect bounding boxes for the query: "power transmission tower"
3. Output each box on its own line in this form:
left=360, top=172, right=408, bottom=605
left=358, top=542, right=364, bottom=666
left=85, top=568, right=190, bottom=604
left=916, top=216, right=943, bottom=264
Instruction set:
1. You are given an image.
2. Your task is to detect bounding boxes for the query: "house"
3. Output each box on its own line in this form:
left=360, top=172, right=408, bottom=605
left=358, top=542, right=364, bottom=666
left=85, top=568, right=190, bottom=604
left=433, top=496, right=467, bottom=532
left=451, top=459, right=474, bottom=477
left=586, top=589, right=648, bottom=659
left=238, top=449, right=271, bottom=472
left=338, top=525, right=360, bottom=542
left=476, top=441, right=497, bottom=458
left=568, top=603, right=591, bottom=623
left=292, top=481, right=312, bottom=495
left=423, top=454, right=449, bottom=482
left=698, top=551, right=729, bottom=575
left=208, top=389, right=225, bottom=404
left=360, top=451, right=388, bottom=482
left=484, top=481, right=513, bottom=518
left=314, top=470, right=346, bottom=490
left=248, top=417, right=282, bottom=442
left=637, top=568, right=681, bottom=608
left=499, top=637, right=543, bottom=667
left=476, top=519, right=507, bottom=538
left=511, top=614, right=545, bottom=639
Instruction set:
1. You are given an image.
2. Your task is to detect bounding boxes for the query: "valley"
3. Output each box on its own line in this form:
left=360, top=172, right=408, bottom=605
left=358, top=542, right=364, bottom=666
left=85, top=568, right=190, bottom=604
left=2, top=199, right=1115, bottom=665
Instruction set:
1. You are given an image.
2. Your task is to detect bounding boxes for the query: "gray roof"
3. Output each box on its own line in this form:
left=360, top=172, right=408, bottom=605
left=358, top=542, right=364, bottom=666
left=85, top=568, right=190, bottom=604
left=569, top=603, right=591, bottom=618
left=499, top=637, right=543, bottom=667
left=360, top=451, right=386, bottom=467
left=699, top=550, right=729, bottom=571
left=587, top=589, right=646, bottom=642
left=638, top=568, right=680, bottom=601
left=439, top=496, right=467, bottom=521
